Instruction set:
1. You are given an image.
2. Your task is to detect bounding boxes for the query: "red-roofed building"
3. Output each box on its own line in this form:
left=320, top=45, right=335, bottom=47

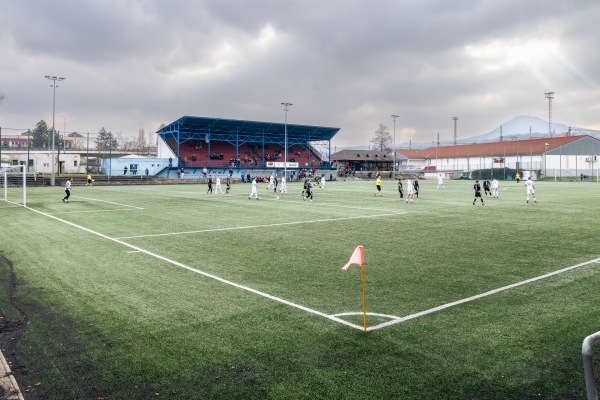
left=396, top=135, right=600, bottom=179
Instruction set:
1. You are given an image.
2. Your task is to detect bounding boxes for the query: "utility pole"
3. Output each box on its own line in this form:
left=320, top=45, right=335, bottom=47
left=281, top=102, right=293, bottom=180
left=391, top=114, right=399, bottom=179
left=45, top=75, right=65, bottom=186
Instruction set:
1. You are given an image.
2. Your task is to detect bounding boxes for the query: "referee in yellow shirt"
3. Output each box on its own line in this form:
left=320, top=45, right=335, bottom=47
left=374, top=175, right=382, bottom=196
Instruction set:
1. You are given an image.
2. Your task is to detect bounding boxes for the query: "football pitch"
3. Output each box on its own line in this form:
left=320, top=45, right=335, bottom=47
left=1, top=178, right=599, bottom=399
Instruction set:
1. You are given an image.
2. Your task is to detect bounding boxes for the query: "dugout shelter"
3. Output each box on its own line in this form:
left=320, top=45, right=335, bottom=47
left=157, top=116, right=340, bottom=172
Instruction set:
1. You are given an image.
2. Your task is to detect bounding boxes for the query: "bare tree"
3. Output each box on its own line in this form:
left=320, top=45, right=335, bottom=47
left=137, top=126, right=147, bottom=153
left=370, top=123, right=392, bottom=152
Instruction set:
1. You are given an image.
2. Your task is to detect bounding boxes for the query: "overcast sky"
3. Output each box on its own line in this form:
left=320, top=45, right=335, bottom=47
left=1, top=0, right=599, bottom=147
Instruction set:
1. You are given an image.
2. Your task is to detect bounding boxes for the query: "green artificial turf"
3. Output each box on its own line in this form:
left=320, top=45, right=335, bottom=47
left=0, top=178, right=599, bottom=399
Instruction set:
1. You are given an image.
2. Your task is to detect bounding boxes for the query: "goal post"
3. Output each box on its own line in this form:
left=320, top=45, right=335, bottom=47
left=1, top=165, right=26, bottom=207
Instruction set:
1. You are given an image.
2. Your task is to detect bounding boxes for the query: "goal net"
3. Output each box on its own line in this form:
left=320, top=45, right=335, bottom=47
left=1, top=165, right=26, bottom=207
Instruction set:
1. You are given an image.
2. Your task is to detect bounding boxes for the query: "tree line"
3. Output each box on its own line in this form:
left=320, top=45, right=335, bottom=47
left=21, top=120, right=164, bottom=152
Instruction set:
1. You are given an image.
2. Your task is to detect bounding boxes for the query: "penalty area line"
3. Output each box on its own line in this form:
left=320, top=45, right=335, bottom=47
left=72, top=196, right=145, bottom=210
left=117, top=212, right=407, bottom=239
left=23, top=205, right=365, bottom=331
left=53, top=208, right=143, bottom=214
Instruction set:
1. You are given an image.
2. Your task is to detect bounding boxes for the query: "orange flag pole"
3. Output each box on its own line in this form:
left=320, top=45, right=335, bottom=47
left=342, top=245, right=367, bottom=332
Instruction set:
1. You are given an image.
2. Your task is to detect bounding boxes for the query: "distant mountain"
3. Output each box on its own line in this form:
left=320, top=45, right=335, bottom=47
left=460, top=115, right=570, bottom=143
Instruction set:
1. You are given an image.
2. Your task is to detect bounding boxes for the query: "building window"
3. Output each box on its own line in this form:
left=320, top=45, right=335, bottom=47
left=74, top=160, right=78, bottom=167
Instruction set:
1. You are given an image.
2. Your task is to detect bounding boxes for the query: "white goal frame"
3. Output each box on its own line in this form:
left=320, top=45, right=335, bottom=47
left=1, top=165, right=26, bottom=207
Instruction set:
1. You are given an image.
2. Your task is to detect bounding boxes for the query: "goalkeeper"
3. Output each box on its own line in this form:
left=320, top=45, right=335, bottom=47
left=62, top=178, right=72, bottom=203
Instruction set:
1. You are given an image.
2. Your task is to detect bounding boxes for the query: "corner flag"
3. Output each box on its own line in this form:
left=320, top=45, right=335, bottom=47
left=341, top=245, right=367, bottom=331
left=342, top=245, right=364, bottom=270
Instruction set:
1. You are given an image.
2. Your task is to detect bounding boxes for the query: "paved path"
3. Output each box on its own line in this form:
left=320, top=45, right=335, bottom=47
left=0, top=349, right=24, bottom=400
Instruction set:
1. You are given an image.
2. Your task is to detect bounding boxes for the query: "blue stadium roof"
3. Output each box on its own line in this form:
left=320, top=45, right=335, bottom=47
left=157, top=116, right=340, bottom=147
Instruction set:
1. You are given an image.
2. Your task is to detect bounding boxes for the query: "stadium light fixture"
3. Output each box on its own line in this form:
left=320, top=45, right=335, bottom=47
left=281, top=102, right=293, bottom=180
left=391, top=115, right=399, bottom=180
left=45, top=75, right=65, bottom=186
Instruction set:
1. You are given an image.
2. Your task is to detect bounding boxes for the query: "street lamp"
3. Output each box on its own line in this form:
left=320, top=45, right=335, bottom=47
left=391, top=115, right=399, bottom=179
left=281, top=102, right=293, bottom=180
left=45, top=75, right=65, bottom=186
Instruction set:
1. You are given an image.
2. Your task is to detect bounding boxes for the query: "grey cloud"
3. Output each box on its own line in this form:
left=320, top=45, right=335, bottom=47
left=0, top=0, right=599, bottom=146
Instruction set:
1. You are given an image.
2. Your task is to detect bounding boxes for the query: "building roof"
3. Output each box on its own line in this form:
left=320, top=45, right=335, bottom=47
left=157, top=116, right=340, bottom=147
left=397, top=135, right=585, bottom=160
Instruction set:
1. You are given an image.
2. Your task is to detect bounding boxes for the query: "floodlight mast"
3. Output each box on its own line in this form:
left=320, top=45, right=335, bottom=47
left=452, top=116, right=458, bottom=146
left=281, top=102, right=293, bottom=180
left=391, top=115, right=399, bottom=179
left=45, top=75, right=65, bottom=186
left=545, top=91, right=554, bottom=137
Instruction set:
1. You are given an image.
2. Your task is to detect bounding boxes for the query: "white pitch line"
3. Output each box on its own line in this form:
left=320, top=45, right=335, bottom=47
left=24, top=205, right=366, bottom=331
left=0, top=204, right=21, bottom=209
left=72, top=196, right=145, bottom=210
left=53, top=208, right=143, bottom=214
left=117, top=212, right=407, bottom=239
left=365, top=256, right=600, bottom=331
left=25, top=200, right=598, bottom=333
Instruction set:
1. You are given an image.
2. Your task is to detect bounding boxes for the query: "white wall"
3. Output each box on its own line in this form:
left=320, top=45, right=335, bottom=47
left=3, top=151, right=84, bottom=173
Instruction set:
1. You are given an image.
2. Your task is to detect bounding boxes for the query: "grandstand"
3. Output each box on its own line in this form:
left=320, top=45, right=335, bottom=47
left=157, top=116, right=340, bottom=174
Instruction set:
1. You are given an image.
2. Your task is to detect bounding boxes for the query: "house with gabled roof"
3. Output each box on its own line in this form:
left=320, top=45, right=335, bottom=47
left=330, top=149, right=408, bottom=176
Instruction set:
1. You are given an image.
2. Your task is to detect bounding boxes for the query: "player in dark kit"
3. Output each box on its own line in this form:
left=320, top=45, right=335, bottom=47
left=413, top=178, right=420, bottom=198
left=207, top=175, right=213, bottom=194
left=302, top=176, right=309, bottom=198
left=303, top=178, right=313, bottom=201
left=483, top=179, right=491, bottom=197
left=398, top=179, right=404, bottom=199
left=473, top=180, right=484, bottom=205
left=226, top=175, right=232, bottom=194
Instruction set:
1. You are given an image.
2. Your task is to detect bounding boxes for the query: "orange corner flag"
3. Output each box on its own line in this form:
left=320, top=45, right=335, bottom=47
left=342, top=246, right=364, bottom=270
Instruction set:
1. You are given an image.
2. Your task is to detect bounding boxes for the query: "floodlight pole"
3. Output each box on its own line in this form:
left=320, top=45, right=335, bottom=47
left=109, top=132, right=112, bottom=181
left=281, top=102, right=293, bottom=179
left=86, top=132, right=90, bottom=173
left=45, top=75, right=65, bottom=186
left=391, top=115, right=399, bottom=179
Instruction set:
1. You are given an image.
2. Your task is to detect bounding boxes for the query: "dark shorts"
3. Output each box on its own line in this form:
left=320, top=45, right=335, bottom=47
left=475, top=192, right=482, bottom=197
